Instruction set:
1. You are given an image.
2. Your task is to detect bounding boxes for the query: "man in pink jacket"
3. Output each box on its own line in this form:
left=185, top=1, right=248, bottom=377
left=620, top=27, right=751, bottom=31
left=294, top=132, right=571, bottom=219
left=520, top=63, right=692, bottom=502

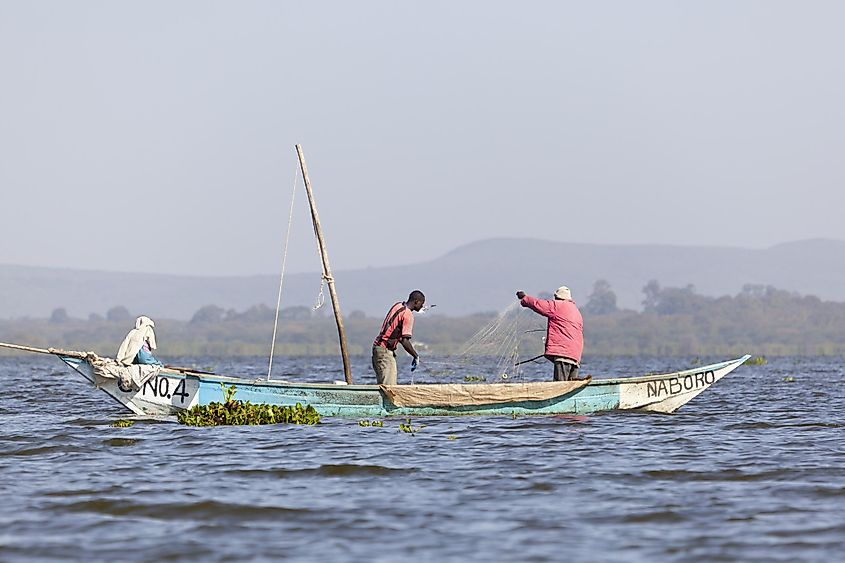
left=516, top=286, right=585, bottom=381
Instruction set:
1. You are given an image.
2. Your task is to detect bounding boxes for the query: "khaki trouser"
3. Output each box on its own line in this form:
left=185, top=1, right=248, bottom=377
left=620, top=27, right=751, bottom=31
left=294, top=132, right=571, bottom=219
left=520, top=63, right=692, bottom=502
left=372, top=345, right=398, bottom=385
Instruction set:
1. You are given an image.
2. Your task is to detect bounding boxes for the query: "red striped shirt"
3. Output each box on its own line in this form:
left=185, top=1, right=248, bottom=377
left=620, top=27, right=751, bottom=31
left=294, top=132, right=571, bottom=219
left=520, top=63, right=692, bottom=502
left=373, top=302, right=415, bottom=350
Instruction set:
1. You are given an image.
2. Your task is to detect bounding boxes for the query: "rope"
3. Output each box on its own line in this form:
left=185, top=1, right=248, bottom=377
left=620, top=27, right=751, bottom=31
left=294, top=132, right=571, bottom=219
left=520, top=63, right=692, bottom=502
left=309, top=191, right=330, bottom=311
left=313, top=276, right=327, bottom=310
left=268, top=165, right=299, bottom=380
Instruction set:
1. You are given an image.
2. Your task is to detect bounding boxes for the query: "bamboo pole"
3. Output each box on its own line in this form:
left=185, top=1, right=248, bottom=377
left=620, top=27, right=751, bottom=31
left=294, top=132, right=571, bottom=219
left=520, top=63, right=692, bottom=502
left=0, top=342, right=54, bottom=355
left=295, top=144, right=353, bottom=384
left=0, top=341, right=87, bottom=359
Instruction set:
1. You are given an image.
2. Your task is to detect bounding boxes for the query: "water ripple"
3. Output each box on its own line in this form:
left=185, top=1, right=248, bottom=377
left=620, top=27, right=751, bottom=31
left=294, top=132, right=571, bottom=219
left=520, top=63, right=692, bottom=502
left=52, top=498, right=314, bottom=521
left=226, top=464, right=414, bottom=478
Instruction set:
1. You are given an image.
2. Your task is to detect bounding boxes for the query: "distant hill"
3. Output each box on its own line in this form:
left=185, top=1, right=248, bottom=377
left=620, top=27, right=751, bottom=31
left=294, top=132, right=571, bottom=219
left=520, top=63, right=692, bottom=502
left=2, top=238, right=845, bottom=320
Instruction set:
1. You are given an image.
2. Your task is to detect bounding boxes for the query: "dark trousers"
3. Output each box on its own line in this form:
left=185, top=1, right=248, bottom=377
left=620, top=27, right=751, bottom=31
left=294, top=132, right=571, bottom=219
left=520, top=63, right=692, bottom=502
left=551, top=358, right=580, bottom=381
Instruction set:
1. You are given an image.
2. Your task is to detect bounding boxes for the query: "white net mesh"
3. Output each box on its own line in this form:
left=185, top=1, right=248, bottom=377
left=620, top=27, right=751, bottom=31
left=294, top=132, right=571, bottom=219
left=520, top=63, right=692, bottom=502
left=448, top=302, right=545, bottom=380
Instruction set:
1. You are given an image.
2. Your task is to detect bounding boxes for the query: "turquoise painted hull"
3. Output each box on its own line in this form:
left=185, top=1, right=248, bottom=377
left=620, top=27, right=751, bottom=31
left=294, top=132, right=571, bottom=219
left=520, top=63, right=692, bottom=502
left=59, top=355, right=750, bottom=418
left=194, top=377, right=621, bottom=417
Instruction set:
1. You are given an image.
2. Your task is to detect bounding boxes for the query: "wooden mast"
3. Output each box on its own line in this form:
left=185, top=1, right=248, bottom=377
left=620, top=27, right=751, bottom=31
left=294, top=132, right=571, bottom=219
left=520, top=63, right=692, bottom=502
left=295, top=144, right=353, bottom=385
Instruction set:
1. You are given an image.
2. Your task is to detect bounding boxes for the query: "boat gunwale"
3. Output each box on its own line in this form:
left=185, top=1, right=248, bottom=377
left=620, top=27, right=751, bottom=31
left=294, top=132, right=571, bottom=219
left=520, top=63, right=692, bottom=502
left=591, top=355, right=749, bottom=386
left=136, top=355, right=751, bottom=390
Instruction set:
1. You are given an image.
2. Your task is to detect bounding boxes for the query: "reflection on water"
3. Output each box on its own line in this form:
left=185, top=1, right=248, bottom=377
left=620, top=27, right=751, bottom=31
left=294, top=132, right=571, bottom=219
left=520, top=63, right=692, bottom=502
left=0, top=355, right=843, bottom=562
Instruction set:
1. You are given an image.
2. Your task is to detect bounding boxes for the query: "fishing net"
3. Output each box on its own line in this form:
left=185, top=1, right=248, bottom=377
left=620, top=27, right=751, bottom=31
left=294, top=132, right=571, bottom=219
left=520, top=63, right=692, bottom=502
left=447, top=302, right=546, bottom=380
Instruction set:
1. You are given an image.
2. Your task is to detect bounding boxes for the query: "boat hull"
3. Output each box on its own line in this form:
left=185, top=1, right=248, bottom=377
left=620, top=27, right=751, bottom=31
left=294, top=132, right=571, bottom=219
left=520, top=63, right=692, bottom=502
left=58, top=355, right=749, bottom=418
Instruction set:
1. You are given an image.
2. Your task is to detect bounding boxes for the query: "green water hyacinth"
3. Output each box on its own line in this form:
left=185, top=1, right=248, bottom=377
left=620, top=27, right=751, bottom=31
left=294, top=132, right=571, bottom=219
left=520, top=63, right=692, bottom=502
left=398, top=418, right=423, bottom=435
left=358, top=420, right=384, bottom=427
left=111, top=419, right=134, bottom=428
left=177, top=383, right=320, bottom=427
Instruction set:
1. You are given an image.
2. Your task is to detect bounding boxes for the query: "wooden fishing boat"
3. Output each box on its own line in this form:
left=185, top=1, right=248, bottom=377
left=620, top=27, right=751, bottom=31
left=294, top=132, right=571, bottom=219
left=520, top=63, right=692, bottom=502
left=64, top=352, right=747, bottom=417
left=0, top=343, right=749, bottom=417
left=0, top=145, right=750, bottom=419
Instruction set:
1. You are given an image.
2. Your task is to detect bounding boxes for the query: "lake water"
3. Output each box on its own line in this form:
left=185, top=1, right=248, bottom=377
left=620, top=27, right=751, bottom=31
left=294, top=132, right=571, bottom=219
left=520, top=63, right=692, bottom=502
left=0, top=354, right=843, bottom=562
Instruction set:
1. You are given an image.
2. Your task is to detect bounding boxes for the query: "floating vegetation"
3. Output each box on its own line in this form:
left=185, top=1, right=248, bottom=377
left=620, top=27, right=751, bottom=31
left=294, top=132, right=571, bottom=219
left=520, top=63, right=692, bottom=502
left=744, top=356, right=767, bottom=366
left=358, top=420, right=384, bottom=427
left=177, top=384, right=320, bottom=427
left=463, top=375, right=485, bottom=382
left=783, top=376, right=796, bottom=383
left=447, top=435, right=458, bottom=440
left=398, top=418, right=424, bottom=435
left=110, top=419, right=134, bottom=428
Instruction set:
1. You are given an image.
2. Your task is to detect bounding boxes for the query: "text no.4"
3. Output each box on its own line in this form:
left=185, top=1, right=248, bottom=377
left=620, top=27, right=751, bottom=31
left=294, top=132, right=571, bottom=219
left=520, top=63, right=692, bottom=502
left=142, top=377, right=190, bottom=403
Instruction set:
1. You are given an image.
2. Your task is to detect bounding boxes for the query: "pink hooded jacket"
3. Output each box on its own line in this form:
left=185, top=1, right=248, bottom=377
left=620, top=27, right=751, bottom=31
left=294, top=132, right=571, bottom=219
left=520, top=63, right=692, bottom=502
left=520, top=295, right=584, bottom=363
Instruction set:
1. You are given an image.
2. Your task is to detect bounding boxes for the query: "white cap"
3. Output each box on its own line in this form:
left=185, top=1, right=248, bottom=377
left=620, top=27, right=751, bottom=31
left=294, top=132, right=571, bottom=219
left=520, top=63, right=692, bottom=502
left=554, top=286, right=571, bottom=300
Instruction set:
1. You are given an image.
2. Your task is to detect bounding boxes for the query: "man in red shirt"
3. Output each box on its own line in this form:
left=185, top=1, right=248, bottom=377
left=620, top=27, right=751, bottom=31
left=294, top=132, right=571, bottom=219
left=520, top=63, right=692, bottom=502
left=516, top=285, right=585, bottom=381
left=372, top=290, right=425, bottom=384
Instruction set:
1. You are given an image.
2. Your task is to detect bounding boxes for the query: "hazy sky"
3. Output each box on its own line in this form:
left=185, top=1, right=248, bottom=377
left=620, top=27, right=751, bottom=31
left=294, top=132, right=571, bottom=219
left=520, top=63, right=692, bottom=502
left=1, top=1, right=843, bottom=276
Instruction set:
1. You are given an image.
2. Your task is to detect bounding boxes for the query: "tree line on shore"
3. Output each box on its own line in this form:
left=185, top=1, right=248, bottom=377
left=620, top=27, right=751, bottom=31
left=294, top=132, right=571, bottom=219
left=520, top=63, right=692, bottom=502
left=3, top=281, right=845, bottom=357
